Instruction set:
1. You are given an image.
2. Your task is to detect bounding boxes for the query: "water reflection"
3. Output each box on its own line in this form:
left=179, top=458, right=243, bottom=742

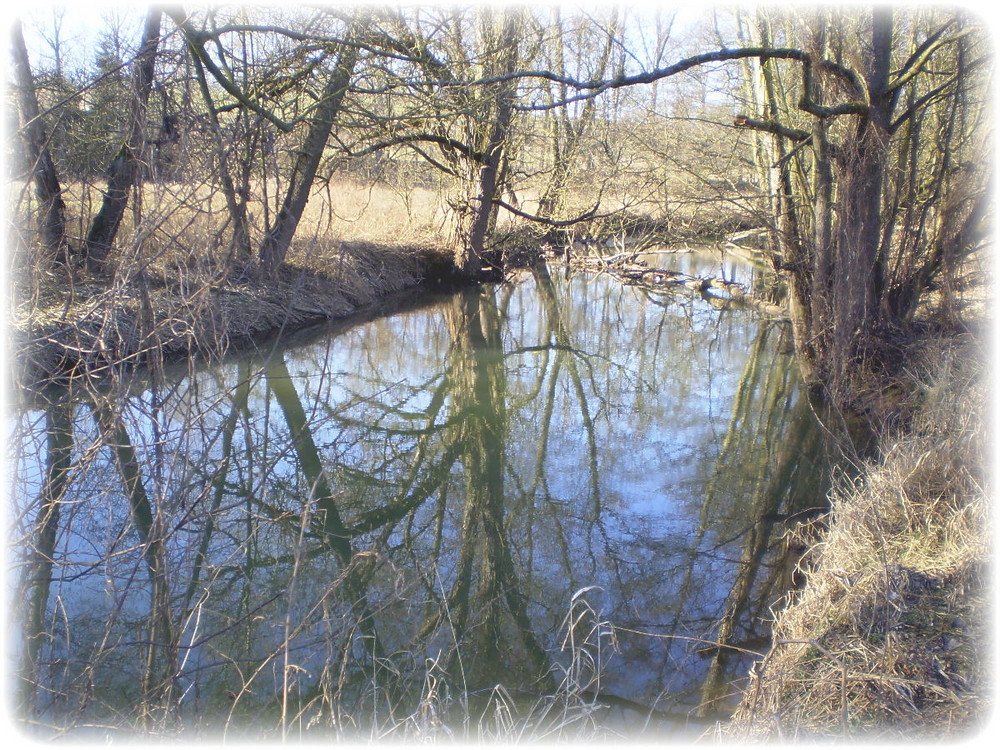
left=9, top=255, right=831, bottom=739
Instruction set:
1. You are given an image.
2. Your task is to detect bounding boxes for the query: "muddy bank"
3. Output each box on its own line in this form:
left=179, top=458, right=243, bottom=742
left=11, top=241, right=459, bottom=390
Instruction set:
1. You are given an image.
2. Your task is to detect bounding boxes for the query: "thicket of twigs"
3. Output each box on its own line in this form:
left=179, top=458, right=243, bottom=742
left=8, top=180, right=457, bottom=387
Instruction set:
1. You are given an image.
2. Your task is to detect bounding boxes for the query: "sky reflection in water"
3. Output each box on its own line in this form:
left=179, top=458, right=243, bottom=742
left=10, top=254, right=828, bottom=738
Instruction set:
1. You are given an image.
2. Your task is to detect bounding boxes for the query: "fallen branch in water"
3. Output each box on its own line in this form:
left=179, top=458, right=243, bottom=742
left=570, top=254, right=788, bottom=319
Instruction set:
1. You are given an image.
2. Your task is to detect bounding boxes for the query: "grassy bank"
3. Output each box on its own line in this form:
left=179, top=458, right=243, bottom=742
left=723, top=328, right=991, bottom=740
left=8, top=161, right=757, bottom=389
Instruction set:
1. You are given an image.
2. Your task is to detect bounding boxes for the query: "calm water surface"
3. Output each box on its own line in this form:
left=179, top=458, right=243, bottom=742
left=9, top=254, right=831, bottom=739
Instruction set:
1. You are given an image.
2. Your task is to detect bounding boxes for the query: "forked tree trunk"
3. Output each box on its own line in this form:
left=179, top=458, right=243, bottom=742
left=458, top=12, right=521, bottom=276
left=738, top=9, right=901, bottom=390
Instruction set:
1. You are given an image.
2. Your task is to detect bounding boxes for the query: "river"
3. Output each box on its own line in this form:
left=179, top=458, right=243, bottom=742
left=8, top=252, right=833, bottom=740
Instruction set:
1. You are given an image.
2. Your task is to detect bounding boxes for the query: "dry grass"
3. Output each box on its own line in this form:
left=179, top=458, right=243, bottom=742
left=724, top=332, right=991, bottom=741
left=34, top=176, right=469, bottom=257
left=11, top=239, right=441, bottom=387
left=8, top=176, right=460, bottom=387
left=350, top=589, right=624, bottom=743
left=290, top=177, right=459, bottom=247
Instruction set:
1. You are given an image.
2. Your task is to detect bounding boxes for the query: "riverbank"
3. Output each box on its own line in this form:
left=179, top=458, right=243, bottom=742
left=724, top=325, right=991, bottom=740
left=9, top=236, right=990, bottom=740
left=10, top=240, right=458, bottom=389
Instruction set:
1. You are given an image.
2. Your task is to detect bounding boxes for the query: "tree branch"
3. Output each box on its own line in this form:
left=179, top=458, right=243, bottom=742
left=493, top=198, right=602, bottom=227
left=888, top=55, right=989, bottom=134
left=889, top=23, right=970, bottom=93
left=163, top=6, right=295, bottom=133
left=798, top=56, right=868, bottom=119
left=337, top=132, right=483, bottom=162
left=517, top=47, right=811, bottom=110
left=733, top=115, right=811, bottom=143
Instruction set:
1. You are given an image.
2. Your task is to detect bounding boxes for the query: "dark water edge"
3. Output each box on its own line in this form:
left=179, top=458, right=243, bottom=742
left=8, top=255, right=839, bottom=741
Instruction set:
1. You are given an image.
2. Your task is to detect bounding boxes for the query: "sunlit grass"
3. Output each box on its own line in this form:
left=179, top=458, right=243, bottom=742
left=725, top=332, right=989, bottom=740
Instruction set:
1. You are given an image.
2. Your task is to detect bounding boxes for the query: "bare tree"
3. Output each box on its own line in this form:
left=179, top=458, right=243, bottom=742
left=457, top=9, right=523, bottom=275
left=10, top=19, right=69, bottom=263
left=256, top=27, right=362, bottom=276
left=513, top=7, right=989, bottom=396
left=82, top=8, right=163, bottom=269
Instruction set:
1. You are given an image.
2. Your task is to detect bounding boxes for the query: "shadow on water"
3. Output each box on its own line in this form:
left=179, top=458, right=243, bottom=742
left=10, top=253, right=847, bottom=740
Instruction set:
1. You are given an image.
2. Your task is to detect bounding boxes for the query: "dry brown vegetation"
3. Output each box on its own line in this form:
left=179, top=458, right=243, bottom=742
left=9, top=6, right=991, bottom=742
left=724, top=329, right=991, bottom=740
left=10, top=144, right=749, bottom=389
left=8, top=180, right=457, bottom=387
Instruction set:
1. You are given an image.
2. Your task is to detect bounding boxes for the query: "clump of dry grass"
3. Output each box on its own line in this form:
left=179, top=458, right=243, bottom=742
left=365, top=589, right=621, bottom=743
left=725, top=333, right=990, bottom=741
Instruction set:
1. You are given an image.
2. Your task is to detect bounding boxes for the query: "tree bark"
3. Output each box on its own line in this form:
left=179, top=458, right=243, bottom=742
left=827, top=8, right=893, bottom=383
left=10, top=20, right=69, bottom=263
left=458, top=11, right=521, bottom=276
left=84, top=8, right=162, bottom=269
left=257, top=33, right=361, bottom=276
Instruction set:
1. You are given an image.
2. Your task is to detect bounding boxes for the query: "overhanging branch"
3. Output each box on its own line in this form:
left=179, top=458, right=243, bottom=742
left=163, top=6, right=295, bottom=133
left=493, top=198, right=602, bottom=227
left=336, top=132, right=484, bottom=162
left=733, top=115, right=811, bottom=143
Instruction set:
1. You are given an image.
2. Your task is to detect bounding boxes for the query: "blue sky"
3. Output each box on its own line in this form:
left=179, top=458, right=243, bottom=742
left=15, top=3, right=145, bottom=75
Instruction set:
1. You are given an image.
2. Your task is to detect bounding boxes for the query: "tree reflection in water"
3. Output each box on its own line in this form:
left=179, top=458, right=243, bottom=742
left=9, top=255, right=834, bottom=739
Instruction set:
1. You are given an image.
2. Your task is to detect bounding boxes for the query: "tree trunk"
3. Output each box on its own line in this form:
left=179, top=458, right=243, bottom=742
left=458, top=11, right=521, bottom=276
left=84, top=8, right=162, bottom=269
left=189, top=45, right=252, bottom=263
left=740, top=11, right=819, bottom=383
left=827, top=8, right=893, bottom=385
left=537, top=9, right=617, bottom=222
left=257, top=36, right=361, bottom=276
left=10, top=20, right=69, bottom=263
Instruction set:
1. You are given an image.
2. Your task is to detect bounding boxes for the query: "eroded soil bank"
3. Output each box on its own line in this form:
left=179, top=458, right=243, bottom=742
left=10, top=241, right=459, bottom=389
